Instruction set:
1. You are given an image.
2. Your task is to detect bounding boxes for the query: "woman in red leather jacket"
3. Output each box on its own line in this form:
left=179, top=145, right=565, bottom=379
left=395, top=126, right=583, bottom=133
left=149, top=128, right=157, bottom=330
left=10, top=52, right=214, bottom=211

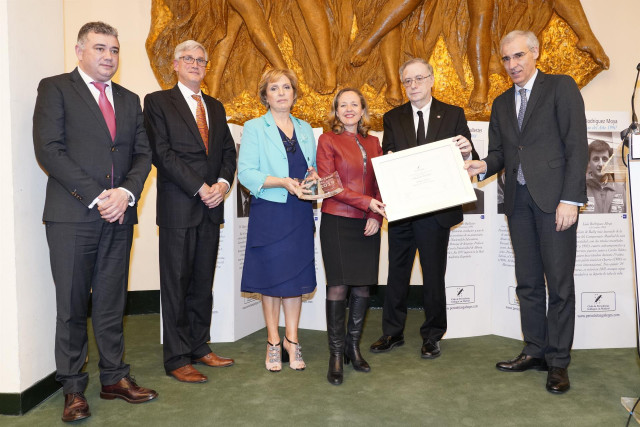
left=317, top=88, right=387, bottom=385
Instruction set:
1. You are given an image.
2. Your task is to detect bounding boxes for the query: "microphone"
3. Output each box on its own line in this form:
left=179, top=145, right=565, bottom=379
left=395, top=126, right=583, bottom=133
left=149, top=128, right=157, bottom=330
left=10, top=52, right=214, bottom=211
left=621, top=62, right=640, bottom=149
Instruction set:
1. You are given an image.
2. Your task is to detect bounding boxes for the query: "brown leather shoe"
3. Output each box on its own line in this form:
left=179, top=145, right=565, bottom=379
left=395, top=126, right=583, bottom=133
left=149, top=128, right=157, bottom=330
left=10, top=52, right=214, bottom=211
left=193, top=352, right=234, bottom=368
left=100, top=375, right=158, bottom=403
left=61, top=392, right=90, bottom=422
left=168, top=364, right=208, bottom=383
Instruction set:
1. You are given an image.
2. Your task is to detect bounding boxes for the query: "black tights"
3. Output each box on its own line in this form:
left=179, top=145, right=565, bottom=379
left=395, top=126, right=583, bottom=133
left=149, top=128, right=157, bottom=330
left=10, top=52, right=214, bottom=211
left=327, top=285, right=370, bottom=301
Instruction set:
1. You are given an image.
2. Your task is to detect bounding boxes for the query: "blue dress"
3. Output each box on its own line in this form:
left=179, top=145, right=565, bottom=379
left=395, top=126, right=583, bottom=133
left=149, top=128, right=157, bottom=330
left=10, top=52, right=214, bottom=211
left=240, top=129, right=317, bottom=297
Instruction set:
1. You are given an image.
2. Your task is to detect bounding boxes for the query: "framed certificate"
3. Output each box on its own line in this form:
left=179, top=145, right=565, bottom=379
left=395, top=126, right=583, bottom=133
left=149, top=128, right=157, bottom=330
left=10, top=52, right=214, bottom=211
left=371, top=138, right=477, bottom=222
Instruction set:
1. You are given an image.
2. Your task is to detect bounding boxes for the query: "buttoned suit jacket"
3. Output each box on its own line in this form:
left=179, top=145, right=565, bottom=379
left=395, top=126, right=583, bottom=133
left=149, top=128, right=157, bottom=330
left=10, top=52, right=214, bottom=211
left=33, top=67, right=152, bottom=224
left=483, top=71, right=588, bottom=215
left=381, top=97, right=478, bottom=228
left=143, top=85, right=237, bottom=228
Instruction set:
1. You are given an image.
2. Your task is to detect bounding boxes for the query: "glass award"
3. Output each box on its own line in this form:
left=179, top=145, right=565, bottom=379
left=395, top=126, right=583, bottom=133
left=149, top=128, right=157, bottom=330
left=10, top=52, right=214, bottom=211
left=296, top=171, right=344, bottom=200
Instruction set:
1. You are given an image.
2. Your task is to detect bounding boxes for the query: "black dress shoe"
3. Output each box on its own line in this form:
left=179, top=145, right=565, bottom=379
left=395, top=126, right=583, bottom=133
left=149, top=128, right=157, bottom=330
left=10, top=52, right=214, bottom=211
left=546, top=367, right=570, bottom=394
left=496, top=353, right=548, bottom=372
left=421, top=340, right=441, bottom=359
left=370, top=335, right=404, bottom=353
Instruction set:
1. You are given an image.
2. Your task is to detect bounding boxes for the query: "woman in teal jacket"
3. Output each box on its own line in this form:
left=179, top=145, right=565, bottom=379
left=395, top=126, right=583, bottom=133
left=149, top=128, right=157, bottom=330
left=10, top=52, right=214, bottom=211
left=238, top=68, right=318, bottom=372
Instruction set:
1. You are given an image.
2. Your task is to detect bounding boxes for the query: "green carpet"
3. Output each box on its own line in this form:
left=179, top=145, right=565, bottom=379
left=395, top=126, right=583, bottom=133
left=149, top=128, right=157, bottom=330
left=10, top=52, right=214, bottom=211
left=2, top=310, right=639, bottom=426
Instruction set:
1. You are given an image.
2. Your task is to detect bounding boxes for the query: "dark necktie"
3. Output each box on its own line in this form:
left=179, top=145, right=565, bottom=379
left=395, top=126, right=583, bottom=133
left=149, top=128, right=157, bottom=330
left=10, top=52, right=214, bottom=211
left=416, top=110, right=427, bottom=146
left=516, top=88, right=527, bottom=184
left=192, top=94, right=209, bottom=154
left=91, top=82, right=115, bottom=188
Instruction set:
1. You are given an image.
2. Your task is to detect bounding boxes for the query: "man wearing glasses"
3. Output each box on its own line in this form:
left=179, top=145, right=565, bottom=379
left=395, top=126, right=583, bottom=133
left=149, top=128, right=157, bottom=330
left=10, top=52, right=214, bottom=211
left=144, top=40, right=237, bottom=383
left=465, top=30, right=587, bottom=394
left=370, top=57, right=477, bottom=359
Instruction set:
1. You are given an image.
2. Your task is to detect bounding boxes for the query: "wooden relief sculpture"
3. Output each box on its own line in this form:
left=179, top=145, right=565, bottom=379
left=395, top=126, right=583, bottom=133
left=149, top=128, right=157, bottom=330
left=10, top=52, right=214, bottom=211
left=146, top=0, right=608, bottom=128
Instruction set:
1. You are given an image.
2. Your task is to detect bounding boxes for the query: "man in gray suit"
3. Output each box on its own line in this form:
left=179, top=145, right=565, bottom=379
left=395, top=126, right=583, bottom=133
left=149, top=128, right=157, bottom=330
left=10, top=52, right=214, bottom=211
left=466, top=30, right=587, bottom=394
left=33, top=22, right=157, bottom=422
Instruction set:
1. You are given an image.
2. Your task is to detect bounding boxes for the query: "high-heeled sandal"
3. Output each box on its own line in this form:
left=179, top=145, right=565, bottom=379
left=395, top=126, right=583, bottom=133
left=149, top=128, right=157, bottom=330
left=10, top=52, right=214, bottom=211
left=282, top=336, right=305, bottom=371
left=265, top=340, right=282, bottom=373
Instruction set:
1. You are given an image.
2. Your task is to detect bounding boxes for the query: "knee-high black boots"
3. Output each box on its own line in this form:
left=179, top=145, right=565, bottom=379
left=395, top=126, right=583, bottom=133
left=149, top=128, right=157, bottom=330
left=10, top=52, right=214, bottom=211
left=326, top=299, right=346, bottom=385
left=344, top=295, right=371, bottom=372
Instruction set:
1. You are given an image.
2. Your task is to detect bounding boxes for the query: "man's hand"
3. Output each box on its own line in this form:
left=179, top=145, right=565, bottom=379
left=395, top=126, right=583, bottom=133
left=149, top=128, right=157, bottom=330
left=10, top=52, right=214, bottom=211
left=97, top=188, right=129, bottom=223
left=199, top=183, right=226, bottom=208
left=364, top=218, right=380, bottom=236
left=464, top=160, right=487, bottom=177
left=453, top=135, right=472, bottom=158
left=556, top=202, right=578, bottom=232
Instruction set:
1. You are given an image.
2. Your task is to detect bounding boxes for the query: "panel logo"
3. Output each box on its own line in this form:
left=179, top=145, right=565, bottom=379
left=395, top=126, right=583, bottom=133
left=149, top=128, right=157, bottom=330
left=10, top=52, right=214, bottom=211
left=446, top=286, right=475, bottom=305
left=508, top=286, right=519, bottom=306
left=581, top=292, right=616, bottom=312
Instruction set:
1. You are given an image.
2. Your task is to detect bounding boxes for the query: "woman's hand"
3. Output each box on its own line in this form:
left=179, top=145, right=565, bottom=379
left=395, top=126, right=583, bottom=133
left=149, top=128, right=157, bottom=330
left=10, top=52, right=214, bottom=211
left=281, top=177, right=303, bottom=197
left=364, top=218, right=380, bottom=236
left=369, top=198, right=387, bottom=218
left=306, top=166, right=320, bottom=181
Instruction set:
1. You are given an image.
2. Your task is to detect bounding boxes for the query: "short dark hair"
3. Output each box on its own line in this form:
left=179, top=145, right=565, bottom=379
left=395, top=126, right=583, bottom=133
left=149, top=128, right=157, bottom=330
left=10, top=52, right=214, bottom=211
left=77, top=22, right=118, bottom=48
left=589, top=139, right=613, bottom=157
left=327, top=88, right=371, bottom=137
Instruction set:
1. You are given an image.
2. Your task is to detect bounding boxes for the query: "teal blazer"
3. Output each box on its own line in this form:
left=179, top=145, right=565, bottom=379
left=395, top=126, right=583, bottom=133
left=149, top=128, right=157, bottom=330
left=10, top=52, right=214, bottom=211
left=238, top=110, right=316, bottom=203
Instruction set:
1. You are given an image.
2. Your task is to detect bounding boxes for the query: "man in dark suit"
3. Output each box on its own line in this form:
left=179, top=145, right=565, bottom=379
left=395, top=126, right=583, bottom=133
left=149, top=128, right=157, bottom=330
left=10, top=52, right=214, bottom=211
left=33, top=22, right=157, bottom=422
left=144, top=40, right=236, bottom=383
left=466, top=30, right=588, bottom=394
left=370, top=58, right=477, bottom=359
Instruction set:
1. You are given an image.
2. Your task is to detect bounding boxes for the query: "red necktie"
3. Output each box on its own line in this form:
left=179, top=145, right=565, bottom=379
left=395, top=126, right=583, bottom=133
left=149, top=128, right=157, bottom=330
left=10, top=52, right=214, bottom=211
left=91, top=82, right=116, bottom=141
left=192, top=94, right=209, bottom=154
left=92, top=82, right=116, bottom=188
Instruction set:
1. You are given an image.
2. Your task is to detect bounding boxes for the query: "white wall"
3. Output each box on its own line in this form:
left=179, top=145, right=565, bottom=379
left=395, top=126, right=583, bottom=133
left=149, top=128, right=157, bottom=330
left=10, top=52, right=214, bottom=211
left=580, top=0, right=640, bottom=113
left=0, top=0, right=62, bottom=393
left=0, top=0, right=20, bottom=394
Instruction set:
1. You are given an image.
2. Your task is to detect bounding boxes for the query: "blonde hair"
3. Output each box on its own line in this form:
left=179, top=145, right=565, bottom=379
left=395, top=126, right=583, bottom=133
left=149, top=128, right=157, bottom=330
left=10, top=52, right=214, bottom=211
left=258, top=68, right=299, bottom=108
left=327, top=88, right=371, bottom=137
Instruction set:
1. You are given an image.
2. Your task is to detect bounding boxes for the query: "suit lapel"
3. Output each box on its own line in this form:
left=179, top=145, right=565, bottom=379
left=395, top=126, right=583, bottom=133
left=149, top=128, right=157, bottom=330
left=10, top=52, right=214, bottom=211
left=399, top=102, right=417, bottom=148
left=426, top=98, right=444, bottom=143
left=203, top=94, right=218, bottom=156
left=69, top=68, right=112, bottom=142
left=520, top=70, right=545, bottom=132
left=292, top=116, right=313, bottom=166
left=503, top=86, right=519, bottom=135
left=263, top=110, right=287, bottom=157
left=112, top=83, right=125, bottom=143
left=169, top=85, right=206, bottom=150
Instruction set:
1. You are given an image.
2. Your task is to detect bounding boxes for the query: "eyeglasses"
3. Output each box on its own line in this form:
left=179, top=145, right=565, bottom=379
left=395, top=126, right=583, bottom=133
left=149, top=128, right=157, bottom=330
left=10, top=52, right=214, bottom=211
left=179, top=56, right=209, bottom=67
left=401, top=75, right=432, bottom=87
left=501, top=50, right=531, bottom=64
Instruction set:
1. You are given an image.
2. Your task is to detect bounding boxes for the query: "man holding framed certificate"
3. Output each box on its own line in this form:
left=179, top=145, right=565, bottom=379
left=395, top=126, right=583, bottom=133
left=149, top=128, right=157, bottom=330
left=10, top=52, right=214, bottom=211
left=369, top=57, right=478, bottom=359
